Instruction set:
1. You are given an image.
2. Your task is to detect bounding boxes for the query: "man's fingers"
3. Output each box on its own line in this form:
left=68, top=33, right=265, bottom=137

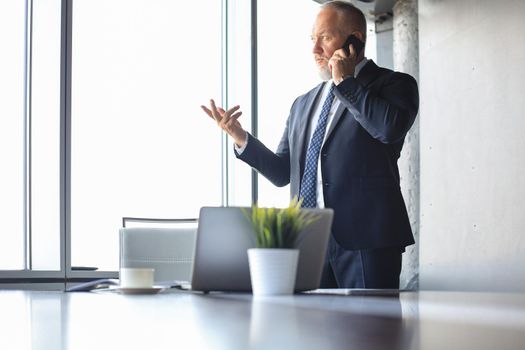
left=348, top=44, right=356, bottom=60
left=220, top=105, right=241, bottom=125
left=225, top=112, right=242, bottom=127
left=210, top=99, right=222, bottom=122
left=334, top=48, right=347, bottom=59
left=202, top=100, right=242, bottom=131
left=226, top=105, right=240, bottom=116
left=200, top=105, right=214, bottom=120
left=230, top=111, right=242, bottom=120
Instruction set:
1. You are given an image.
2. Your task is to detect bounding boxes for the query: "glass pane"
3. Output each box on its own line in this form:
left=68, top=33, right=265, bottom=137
left=71, top=0, right=222, bottom=271
left=257, top=0, right=320, bottom=207
left=31, top=0, right=62, bottom=270
left=0, top=1, right=25, bottom=270
left=227, top=0, right=252, bottom=207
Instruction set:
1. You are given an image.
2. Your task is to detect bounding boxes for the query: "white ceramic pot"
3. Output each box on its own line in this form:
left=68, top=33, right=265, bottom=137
left=247, top=248, right=299, bottom=296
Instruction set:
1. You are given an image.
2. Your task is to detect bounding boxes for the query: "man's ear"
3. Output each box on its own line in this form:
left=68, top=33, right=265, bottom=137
left=352, top=31, right=366, bottom=43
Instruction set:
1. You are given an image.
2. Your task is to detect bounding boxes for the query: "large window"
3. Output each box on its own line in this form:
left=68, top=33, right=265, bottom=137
left=0, top=0, right=62, bottom=272
left=256, top=0, right=320, bottom=207
left=1, top=0, right=342, bottom=279
left=70, top=0, right=223, bottom=271
left=225, top=0, right=253, bottom=207
left=0, top=1, right=26, bottom=270
left=31, top=0, right=62, bottom=271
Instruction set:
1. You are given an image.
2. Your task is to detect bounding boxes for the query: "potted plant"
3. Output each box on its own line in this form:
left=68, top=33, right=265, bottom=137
left=243, top=197, right=318, bottom=296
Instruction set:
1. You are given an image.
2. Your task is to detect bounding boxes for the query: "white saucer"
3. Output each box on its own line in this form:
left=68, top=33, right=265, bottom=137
left=110, top=286, right=166, bottom=295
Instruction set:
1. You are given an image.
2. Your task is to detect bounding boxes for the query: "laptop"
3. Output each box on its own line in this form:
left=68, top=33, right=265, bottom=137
left=188, top=206, right=334, bottom=293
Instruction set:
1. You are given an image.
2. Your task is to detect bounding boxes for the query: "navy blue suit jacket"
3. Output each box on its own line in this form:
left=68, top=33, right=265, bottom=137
left=236, top=60, right=419, bottom=250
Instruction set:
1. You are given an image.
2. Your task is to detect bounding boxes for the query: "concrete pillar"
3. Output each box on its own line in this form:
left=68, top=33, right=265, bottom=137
left=393, top=0, right=420, bottom=290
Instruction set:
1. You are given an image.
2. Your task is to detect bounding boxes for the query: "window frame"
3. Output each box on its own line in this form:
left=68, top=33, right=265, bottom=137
left=0, top=0, right=263, bottom=284
left=0, top=0, right=68, bottom=283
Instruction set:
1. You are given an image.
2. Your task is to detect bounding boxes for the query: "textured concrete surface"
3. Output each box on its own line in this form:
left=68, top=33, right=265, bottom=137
left=418, top=0, right=525, bottom=291
left=394, top=0, right=420, bottom=290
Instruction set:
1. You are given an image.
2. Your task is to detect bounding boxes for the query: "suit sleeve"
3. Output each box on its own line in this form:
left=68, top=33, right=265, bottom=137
left=334, top=72, right=419, bottom=144
left=234, top=117, right=291, bottom=188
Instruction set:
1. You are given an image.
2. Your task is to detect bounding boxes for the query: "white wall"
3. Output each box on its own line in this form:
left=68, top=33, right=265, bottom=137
left=419, top=0, right=525, bottom=291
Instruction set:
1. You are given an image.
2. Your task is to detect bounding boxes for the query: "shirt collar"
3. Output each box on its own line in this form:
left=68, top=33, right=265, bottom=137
left=354, top=57, right=369, bottom=78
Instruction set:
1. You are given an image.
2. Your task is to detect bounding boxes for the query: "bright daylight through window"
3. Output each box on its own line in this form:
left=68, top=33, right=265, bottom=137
left=0, top=0, right=65, bottom=272
left=70, top=0, right=223, bottom=271
left=0, top=0, right=350, bottom=276
left=0, top=1, right=25, bottom=270
left=256, top=0, right=321, bottom=208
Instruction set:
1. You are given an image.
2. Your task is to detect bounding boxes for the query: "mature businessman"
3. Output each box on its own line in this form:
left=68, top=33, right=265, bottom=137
left=201, top=1, right=419, bottom=288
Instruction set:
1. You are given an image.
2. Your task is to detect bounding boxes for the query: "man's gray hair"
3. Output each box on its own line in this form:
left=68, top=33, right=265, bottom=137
left=321, top=1, right=367, bottom=40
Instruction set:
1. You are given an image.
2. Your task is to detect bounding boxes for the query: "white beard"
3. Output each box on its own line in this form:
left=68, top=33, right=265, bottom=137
left=318, top=65, right=332, bottom=81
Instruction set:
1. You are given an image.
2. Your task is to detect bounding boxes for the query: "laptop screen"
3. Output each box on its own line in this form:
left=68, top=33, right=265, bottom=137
left=190, top=207, right=333, bottom=292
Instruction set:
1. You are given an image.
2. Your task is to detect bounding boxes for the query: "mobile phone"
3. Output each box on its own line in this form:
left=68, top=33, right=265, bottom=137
left=342, top=35, right=364, bottom=57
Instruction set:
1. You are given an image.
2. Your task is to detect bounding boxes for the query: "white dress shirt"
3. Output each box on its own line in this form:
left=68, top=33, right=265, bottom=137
left=236, top=58, right=369, bottom=207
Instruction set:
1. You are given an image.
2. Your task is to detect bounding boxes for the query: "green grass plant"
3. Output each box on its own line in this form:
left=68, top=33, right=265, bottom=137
left=243, top=197, right=319, bottom=249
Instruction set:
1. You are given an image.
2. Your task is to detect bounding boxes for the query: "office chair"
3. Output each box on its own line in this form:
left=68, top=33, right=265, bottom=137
left=119, top=217, right=197, bottom=283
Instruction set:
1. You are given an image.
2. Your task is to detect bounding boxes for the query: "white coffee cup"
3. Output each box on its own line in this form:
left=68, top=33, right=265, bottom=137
left=119, top=268, right=154, bottom=288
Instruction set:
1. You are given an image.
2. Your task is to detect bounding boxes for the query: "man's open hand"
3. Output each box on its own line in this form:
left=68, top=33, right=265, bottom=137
left=201, top=99, right=247, bottom=147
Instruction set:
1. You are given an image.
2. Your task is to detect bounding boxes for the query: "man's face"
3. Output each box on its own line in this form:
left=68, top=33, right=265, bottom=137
left=311, top=8, right=347, bottom=80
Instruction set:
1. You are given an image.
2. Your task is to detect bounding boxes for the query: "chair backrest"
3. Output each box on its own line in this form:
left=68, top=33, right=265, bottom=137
left=119, top=219, right=197, bottom=283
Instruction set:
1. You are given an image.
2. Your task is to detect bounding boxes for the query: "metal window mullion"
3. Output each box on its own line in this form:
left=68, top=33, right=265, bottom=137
left=221, top=0, right=229, bottom=207
left=250, top=0, right=258, bottom=205
left=60, top=0, right=73, bottom=278
left=0, top=270, right=65, bottom=280
left=23, top=0, right=34, bottom=271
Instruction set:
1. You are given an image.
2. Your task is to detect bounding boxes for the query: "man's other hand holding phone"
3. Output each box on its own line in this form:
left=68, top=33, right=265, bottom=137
left=329, top=33, right=365, bottom=85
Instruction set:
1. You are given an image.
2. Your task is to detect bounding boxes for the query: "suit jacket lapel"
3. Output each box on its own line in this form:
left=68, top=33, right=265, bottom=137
left=324, top=60, right=381, bottom=142
left=324, top=102, right=346, bottom=141
left=297, top=82, right=325, bottom=166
